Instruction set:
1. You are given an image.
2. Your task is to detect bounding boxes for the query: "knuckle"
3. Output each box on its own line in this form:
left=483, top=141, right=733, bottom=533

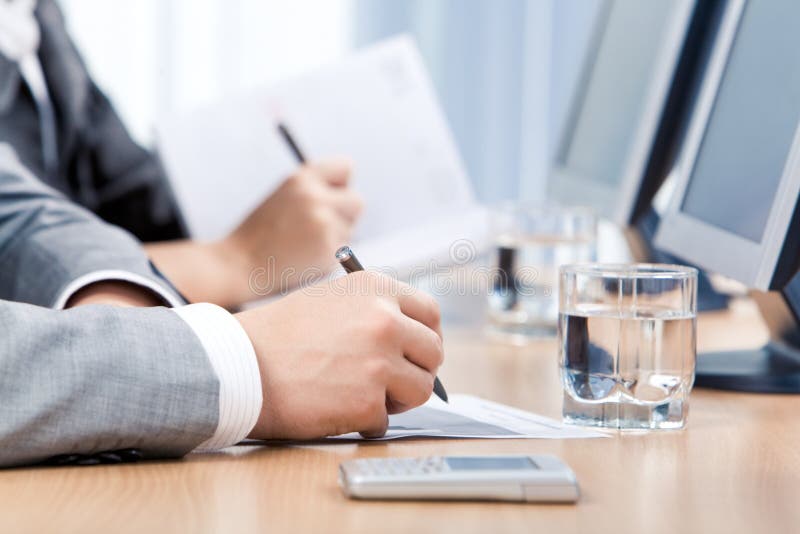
left=432, top=333, right=445, bottom=367
left=418, top=374, right=435, bottom=403
left=371, top=312, right=399, bottom=343
left=365, top=356, right=391, bottom=383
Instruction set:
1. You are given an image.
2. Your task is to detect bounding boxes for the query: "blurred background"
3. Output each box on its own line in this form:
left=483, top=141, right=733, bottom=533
left=58, top=0, right=598, bottom=204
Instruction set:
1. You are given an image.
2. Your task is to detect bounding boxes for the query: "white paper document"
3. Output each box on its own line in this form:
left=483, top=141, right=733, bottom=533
left=329, top=394, right=607, bottom=441
left=157, top=36, right=486, bottom=275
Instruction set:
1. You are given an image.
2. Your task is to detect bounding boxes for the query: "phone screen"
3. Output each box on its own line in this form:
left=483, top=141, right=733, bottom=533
left=444, top=457, right=538, bottom=471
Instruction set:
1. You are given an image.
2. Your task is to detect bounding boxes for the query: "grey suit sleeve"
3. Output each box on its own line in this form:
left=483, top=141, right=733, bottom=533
left=0, top=143, right=182, bottom=307
left=0, top=300, right=219, bottom=467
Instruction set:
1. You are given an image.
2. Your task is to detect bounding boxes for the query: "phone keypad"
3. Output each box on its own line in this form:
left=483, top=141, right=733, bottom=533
left=355, top=457, right=449, bottom=477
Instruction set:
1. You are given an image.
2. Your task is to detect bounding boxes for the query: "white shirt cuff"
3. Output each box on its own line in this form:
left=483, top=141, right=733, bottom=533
left=53, top=269, right=184, bottom=309
left=172, top=303, right=263, bottom=451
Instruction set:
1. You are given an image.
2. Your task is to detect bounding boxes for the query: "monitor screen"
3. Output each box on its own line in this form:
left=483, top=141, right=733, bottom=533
left=561, top=0, right=678, bottom=187
left=679, top=0, right=800, bottom=243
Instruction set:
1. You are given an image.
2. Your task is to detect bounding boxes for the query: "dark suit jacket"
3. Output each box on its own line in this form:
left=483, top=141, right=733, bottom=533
left=0, top=0, right=186, bottom=242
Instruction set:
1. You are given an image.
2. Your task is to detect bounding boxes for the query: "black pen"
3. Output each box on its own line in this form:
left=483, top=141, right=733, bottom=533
left=336, top=245, right=449, bottom=403
left=277, top=121, right=307, bottom=164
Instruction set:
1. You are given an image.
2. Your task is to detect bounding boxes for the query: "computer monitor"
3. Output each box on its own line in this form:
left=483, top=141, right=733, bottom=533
left=548, top=0, right=730, bottom=311
left=655, top=0, right=800, bottom=392
left=549, top=0, right=698, bottom=227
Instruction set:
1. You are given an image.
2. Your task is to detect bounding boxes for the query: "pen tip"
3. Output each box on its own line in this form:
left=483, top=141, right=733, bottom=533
left=433, top=378, right=448, bottom=403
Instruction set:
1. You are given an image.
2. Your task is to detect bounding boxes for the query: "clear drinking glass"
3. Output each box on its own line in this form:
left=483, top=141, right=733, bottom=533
left=487, top=204, right=597, bottom=341
left=559, top=264, right=698, bottom=430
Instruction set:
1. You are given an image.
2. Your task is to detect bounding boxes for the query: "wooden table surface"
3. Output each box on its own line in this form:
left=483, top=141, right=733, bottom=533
left=1, top=297, right=798, bottom=534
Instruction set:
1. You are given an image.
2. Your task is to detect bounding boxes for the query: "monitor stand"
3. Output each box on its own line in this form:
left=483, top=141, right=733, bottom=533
left=629, top=208, right=730, bottom=312
left=629, top=209, right=799, bottom=392
left=694, top=281, right=800, bottom=393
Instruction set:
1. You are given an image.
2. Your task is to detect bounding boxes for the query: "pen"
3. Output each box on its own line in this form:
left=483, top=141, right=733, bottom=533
left=277, top=121, right=307, bottom=164
left=336, top=245, right=449, bottom=403
left=278, top=124, right=449, bottom=403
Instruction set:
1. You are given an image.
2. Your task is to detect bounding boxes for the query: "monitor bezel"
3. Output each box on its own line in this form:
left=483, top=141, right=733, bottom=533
left=654, top=0, right=800, bottom=291
left=548, top=0, right=696, bottom=226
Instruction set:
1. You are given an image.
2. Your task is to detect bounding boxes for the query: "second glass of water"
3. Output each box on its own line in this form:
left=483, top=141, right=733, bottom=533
left=487, top=204, right=596, bottom=341
left=559, top=264, right=698, bottom=430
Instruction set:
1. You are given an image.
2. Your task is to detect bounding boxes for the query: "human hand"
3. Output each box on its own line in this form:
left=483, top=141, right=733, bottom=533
left=145, top=158, right=362, bottom=308
left=226, top=158, right=363, bottom=298
left=236, top=271, right=444, bottom=440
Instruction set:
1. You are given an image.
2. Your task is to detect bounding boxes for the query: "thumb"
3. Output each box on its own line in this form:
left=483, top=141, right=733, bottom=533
left=358, top=410, right=389, bottom=439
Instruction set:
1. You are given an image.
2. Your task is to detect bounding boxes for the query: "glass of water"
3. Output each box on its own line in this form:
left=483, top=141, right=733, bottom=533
left=487, top=204, right=597, bottom=341
left=559, top=264, right=697, bottom=430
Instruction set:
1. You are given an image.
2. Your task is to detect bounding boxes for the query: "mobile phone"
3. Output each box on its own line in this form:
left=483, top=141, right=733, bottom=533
left=338, top=454, right=579, bottom=503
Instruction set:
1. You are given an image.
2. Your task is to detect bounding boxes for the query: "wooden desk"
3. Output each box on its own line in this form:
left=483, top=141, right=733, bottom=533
left=1, top=298, right=798, bottom=533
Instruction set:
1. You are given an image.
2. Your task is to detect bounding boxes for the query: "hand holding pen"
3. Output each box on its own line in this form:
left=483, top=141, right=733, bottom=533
left=277, top=120, right=449, bottom=405
left=337, top=246, right=449, bottom=403
left=236, top=261, right=446, bottom=441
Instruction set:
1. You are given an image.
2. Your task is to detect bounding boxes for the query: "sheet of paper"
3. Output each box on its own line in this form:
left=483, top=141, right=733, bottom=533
left=156, top=36, right=484, bottom=274
left=328, top=394, right=608, bottom=441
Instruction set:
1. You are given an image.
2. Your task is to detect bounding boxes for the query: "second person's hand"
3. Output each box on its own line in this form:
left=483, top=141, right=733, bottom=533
left=146, top=158, right=363, bottom=307
left=227, top=158, right=363, bottom=297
